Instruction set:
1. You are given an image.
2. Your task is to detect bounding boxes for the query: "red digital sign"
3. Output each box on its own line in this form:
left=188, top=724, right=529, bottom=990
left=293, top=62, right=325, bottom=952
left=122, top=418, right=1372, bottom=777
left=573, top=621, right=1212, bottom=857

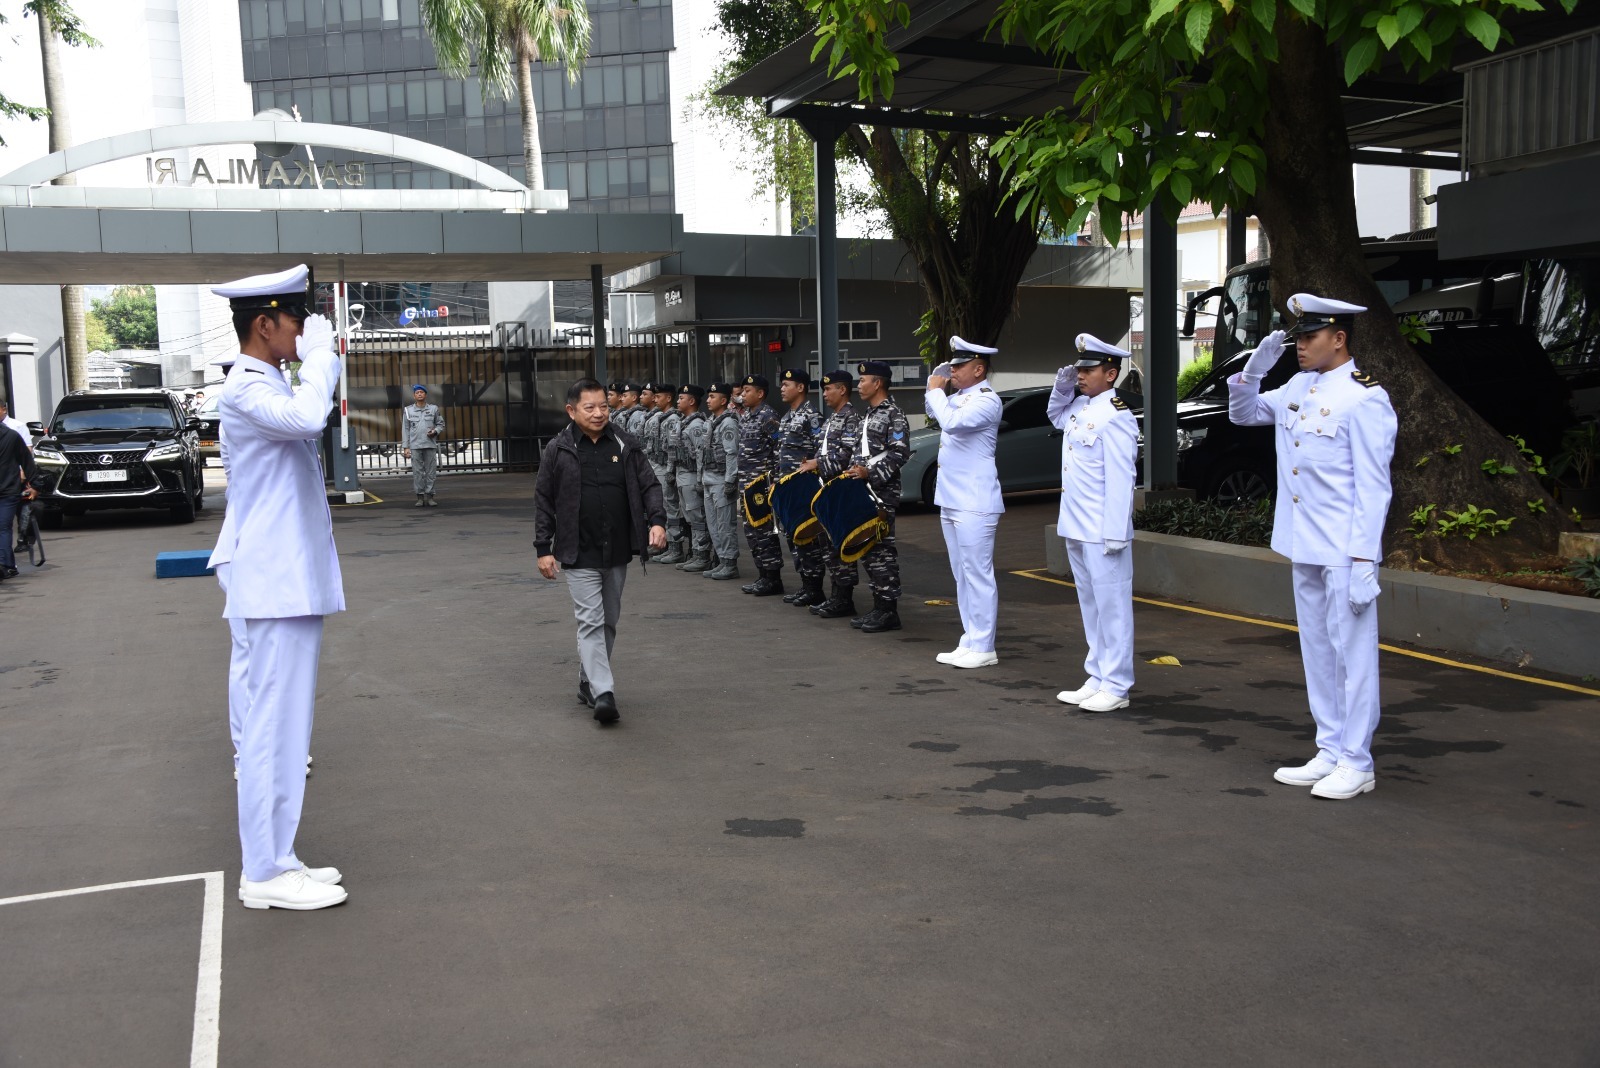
left=766, top=340, right=784, bottom=353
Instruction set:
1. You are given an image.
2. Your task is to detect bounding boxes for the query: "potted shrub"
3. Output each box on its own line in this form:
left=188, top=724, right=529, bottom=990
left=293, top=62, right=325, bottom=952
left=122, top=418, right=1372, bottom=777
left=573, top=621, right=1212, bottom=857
left=1552, top=421, right=1600, bottom=517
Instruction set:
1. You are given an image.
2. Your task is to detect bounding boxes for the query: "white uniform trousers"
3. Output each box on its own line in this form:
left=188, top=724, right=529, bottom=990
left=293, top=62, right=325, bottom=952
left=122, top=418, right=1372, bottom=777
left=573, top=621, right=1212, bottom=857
left=216, top=564, right=249, bottom=772
left=236, top=614, right=324, bottom=882
left=1291, top=563, right=1382, bottom=772
left=940, top=509, right=1000, bottom=653
left=1065, top=540, right=1135, bottom=699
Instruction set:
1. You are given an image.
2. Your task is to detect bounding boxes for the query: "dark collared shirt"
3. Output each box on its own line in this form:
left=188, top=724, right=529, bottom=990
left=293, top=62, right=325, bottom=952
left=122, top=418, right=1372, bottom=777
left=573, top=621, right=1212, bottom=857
left=574, top=429, right=632, bottom=568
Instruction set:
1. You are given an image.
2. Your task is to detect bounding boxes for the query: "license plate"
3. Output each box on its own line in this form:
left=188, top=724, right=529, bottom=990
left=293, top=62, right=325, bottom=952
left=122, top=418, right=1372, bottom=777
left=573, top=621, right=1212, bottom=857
left=86, top=469, right=128, bottom=483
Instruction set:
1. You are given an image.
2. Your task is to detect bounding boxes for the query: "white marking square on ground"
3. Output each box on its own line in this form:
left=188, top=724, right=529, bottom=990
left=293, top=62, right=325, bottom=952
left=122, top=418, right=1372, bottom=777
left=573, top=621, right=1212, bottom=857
left=0, top=871, right=224, bottom=1068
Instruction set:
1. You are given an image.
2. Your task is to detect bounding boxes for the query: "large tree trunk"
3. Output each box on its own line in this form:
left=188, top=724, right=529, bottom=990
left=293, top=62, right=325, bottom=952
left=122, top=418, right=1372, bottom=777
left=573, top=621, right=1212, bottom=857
left=1253, top=17, right=1566, bottom=571
left=846, top=126, right=1039, bottom=354
left=515, top=41, right=545, bottom=205
left=38, top=9, right=87, bottom=392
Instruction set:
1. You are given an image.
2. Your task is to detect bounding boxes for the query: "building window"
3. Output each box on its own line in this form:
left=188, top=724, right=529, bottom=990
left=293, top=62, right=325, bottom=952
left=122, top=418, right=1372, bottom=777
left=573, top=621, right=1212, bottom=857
left=837, top=321, right=879, bottom=342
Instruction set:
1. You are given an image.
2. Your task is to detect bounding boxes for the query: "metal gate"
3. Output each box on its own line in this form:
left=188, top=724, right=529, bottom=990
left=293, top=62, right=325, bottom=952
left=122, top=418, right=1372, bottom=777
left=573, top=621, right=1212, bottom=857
left=344, top=325, right=656, bottom=476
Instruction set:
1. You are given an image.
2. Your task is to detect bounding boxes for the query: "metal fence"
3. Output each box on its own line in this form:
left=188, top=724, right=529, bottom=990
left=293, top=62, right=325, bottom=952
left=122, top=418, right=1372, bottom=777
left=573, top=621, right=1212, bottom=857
left=344, top=325, right=655, bottom=476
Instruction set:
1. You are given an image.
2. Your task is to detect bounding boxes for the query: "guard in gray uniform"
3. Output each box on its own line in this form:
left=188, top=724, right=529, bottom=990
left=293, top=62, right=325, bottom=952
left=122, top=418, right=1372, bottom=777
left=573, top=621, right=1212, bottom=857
left=640, top=382, right=679, bottom=563
left=798, top=369, right=863, bottom=619
left=1229, top=293, right=1397, bottom=800
left=701, top=382, right=742, bottom=580
left=850, top=360, right=912, bottom=633
left=738, top=375, right=785, bottom=596
left=401, top=384, right=445, bottom=507
left=614, top=381, right=645, bottom=438
left=774, top=368, right=827, bottom=607
left=673, top=384, right=712, bottom=572
left=656, top=388, right=687, bottom=564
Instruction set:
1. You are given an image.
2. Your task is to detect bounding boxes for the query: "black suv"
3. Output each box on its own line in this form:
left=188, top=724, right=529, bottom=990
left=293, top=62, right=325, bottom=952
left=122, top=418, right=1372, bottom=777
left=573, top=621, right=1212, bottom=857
left=28, top=390, right=206, bottom=527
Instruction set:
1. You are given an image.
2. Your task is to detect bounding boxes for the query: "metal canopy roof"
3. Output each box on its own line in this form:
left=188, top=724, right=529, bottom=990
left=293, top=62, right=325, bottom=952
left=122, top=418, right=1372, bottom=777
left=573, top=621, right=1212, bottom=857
left=720, top=0, right=1600, bottom=170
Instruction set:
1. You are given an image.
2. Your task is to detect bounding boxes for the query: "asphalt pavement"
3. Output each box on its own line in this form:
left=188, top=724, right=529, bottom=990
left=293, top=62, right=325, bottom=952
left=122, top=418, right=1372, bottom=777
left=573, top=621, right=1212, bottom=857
left=2, top=471, right=1596, bottom=1067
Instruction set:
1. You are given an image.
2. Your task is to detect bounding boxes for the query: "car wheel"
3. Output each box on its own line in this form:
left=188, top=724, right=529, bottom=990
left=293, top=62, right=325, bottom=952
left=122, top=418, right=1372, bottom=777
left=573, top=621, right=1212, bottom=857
left=1205, top=455, right=1275, bottom=507
left=170, top=474, right=198, bottom=523
left=920, top=465, right=938, bottom=506
left=193, top=467, right=205, bottom=511
left=39, top=509, right=64, bottom=531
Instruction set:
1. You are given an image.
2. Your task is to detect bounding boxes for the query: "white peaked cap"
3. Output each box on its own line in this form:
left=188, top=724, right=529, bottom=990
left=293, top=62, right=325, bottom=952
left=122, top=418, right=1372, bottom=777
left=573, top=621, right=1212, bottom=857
left=211, top=263, right=310, bottom=302
left=948, top=335, right=998, bottom=364
left=1074, top=333, right=1130, bottom=359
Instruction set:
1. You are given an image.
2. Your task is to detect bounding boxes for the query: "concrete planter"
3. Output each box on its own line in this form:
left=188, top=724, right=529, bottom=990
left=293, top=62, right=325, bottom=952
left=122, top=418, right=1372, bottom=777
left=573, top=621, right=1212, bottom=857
left=1044, top=526, right=1600, bottom=680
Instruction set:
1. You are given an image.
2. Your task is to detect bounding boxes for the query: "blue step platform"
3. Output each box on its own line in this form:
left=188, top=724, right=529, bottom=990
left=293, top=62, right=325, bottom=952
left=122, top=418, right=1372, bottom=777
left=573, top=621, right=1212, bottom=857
left=155, top=550, right=215, bottom=579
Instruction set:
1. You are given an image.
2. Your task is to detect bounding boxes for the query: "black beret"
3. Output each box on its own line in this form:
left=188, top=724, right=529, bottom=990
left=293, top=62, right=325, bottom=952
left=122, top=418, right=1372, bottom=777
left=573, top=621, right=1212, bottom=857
left=743, top=374, right=770, bottom=391
left=644, top=382, right=675, bottom=395
left=707, top=381, right=734, bottom=397
left=857, top=361, right=893, bottom=380
left=678, top=384, right=706, bottom=400
left=780, top=368, right=811, bottom=386
left=620, top=380, right=641, bottom=393
left=820, top=369, right=853, bottom=388
left=607, top=381, right=624, bottom=392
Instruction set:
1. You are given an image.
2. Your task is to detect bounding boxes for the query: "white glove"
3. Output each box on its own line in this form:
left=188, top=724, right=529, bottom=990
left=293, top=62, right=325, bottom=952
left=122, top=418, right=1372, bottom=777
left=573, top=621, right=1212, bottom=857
left=1103, top=539, right=1128, bottom=554
left=931, top=362, right=953, bottom=379
left=1242, top=329, right=1287, bottom=379
left=1054, top=366, right=1077, bottom=393
left=295, top=314, right=336, bottom=361
left=1349, top=562, right=1380, bottom=615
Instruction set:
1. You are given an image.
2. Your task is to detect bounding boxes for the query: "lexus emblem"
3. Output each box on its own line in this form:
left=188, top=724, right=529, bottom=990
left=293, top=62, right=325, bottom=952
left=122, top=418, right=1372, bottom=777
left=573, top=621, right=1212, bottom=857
left=98, top=454, right=113, bottom=465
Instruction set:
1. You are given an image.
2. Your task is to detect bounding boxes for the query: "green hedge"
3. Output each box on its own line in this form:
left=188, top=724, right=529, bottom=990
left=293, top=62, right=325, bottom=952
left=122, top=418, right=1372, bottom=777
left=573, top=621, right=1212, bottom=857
left=1133, top=498, right=1273, bottom=547
left=1176, top=354, right=1213, bottom=400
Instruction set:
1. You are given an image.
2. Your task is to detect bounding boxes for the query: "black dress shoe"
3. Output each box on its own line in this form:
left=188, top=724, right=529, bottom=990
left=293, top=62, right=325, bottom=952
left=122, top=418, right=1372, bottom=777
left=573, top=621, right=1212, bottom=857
left=578, top=680, right=594, bottom=707
left=593, top=691, right=620, bottom=725
left=1, top=566, right=16, bottom=579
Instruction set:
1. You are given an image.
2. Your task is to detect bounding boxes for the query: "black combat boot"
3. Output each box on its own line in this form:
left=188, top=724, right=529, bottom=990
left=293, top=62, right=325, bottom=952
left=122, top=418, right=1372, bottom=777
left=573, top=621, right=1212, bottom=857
left=707, top=557, right=741, bottom=581
left=811, top=583, right=857, bottom=618
left=749, top=569, right=786, bottom=597
left=857, top=597, right=902, bottom=633
left=678, top=550, right=712, bottom=573
left=789, top=577, right=826, bottom=608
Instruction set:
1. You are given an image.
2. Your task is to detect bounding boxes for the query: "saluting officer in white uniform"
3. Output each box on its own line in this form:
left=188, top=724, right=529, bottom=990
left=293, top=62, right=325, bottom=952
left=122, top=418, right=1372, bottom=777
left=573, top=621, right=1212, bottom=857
left=1050, top=334, right=1139, bottom=712
left=1228, top=293, right=1397, bottom=800
left=927, top=337, right=1005, bottom=669
left=208, top=264, right=350, bottom=908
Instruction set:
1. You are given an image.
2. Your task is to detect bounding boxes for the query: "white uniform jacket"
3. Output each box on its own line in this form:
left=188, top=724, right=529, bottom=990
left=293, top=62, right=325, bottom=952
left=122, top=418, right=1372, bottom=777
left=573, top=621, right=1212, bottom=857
left=208, top=350, right=346, bottom=619
left=1227, top=361, right=1396, bottom=565
left=1048, top=383, right=1137, bottom=544
left=926, top=379, right=1005, bottom=513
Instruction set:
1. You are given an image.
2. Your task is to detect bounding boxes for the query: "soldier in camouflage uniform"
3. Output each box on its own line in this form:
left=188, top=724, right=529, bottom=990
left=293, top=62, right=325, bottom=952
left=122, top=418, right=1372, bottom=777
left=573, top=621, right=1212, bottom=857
left=673, top=384, right=712, bottom=572
left=848, top=361, right=912, bottom=633
left=700, top=382, right=742, bottom=581
left=655, top=386, right=687, bottom=564
left=772, top=368, right=827, bottom=608
left=797, top=369, right=864, bottom=619
left=640, top=381, right=679, bottom=561
left=737, top=374, right=785, bottom=597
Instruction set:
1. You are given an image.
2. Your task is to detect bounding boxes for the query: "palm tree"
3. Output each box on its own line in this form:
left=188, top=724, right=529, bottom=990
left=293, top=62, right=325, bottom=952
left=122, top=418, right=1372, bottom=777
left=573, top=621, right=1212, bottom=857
left=420, top=0, right=592, bottom=195
left=27, top=1, right=97, bottom=391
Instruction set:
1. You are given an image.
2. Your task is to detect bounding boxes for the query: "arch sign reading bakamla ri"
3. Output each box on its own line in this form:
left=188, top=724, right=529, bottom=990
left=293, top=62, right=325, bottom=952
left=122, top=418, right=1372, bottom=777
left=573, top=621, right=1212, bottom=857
left=146, top=155, right=368, bottom=188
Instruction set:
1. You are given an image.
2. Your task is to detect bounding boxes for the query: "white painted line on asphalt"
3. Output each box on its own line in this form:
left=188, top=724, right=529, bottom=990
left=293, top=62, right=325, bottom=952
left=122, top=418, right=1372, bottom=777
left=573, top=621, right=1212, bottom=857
left=0, top=870, right=225, bottom=1068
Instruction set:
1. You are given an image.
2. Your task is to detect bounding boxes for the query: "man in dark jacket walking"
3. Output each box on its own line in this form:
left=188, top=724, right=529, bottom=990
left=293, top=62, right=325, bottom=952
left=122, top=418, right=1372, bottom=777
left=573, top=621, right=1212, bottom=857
left=534, top=379, right=667, bottom=725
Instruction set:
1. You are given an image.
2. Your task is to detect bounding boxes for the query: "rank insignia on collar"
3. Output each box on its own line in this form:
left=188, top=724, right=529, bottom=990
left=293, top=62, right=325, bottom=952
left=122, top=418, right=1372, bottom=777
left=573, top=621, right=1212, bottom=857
left=979, top=387, right=993, bottom=393
left=1287, top=402, right=1300, bottom=411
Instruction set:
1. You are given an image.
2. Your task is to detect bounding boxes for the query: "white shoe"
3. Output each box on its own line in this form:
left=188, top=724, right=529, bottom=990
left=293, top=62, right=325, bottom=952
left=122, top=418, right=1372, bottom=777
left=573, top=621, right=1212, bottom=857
left=935, top=648, right=965, bottom=665
left=948, top=648, right=998, bottom=669
left=239, top=868, right=348, bottom=910
left=1077, top=690, right=1130, bottom=712
left=1273, top=754, right=1339, bottom=786
left=1056, top=681, right=1099, bottom=705
left=237, top=863, right=343, bottom=901
left=1310, top=765, right=1376, bottom=799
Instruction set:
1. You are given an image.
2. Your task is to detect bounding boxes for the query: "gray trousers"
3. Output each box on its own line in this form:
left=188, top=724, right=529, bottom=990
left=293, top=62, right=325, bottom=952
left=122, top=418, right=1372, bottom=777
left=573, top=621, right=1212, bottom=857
left=703, top=480, right=739, bottom=560
left=676, top=467, right=709, bottom=551
left=564, top=565, right=627, bottom=697
left=410, top=447, right=438, bottom=495
left=651, top=462, right=680, bottom=527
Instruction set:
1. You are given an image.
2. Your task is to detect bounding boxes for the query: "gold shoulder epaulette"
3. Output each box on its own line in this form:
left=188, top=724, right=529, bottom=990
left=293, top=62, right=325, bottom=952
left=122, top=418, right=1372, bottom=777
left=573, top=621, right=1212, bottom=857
left=1351, top=370, right=1380, bottom=388
left=1110, top=396, right=1129, bottom=410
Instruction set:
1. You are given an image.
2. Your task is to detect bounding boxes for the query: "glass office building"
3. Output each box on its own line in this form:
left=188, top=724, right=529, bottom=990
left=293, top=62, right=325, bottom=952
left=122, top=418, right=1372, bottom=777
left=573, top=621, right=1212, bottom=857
left=237, top=0, right=675, bottom=327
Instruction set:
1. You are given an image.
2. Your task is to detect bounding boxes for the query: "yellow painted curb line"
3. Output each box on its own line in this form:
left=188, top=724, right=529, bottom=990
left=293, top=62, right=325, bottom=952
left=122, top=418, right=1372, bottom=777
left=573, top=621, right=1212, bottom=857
left=1011, top=567, right=1600, bottom=699
left=331, top=491, right=384, bottom=507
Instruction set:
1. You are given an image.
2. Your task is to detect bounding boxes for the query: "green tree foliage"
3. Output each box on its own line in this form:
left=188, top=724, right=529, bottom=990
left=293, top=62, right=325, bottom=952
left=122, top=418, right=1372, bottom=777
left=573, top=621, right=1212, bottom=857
left=805, top=0, right=1581, bottom=567
left=90, top=286, right=158, bottom=350
left=420, top=0, right=592, bottom=190
left=83, top=309, right=113, bottom=353
left=0, top=2, right=98, bottom=143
